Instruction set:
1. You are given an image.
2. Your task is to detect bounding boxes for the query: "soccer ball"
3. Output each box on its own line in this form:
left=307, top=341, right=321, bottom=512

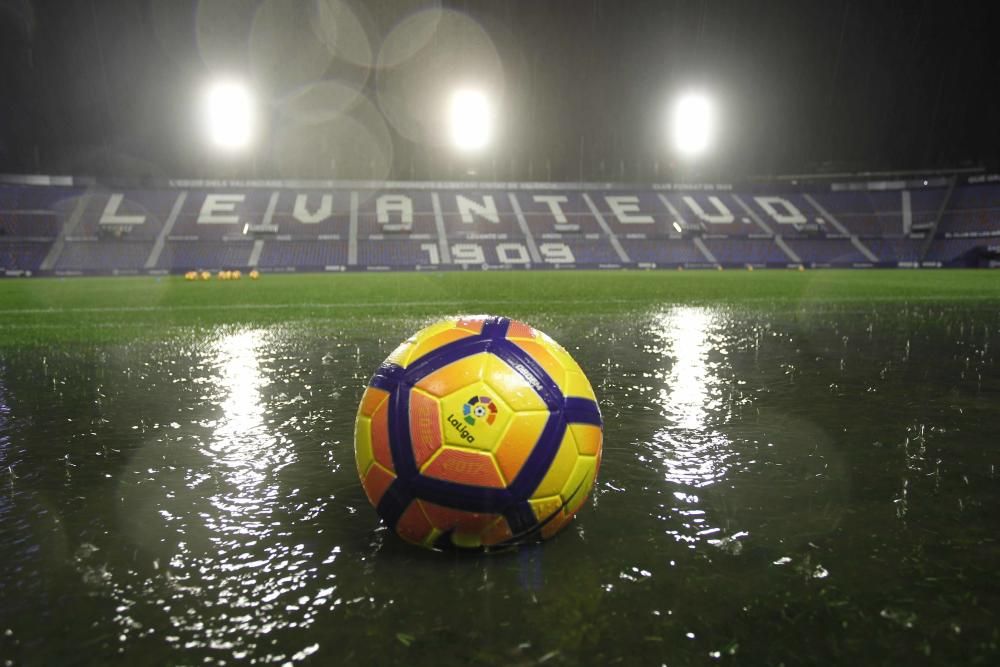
left=354, top=315, right=603, bottom=550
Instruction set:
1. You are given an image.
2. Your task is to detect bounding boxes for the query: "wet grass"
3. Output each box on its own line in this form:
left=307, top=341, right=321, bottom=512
left=1, top=269, right=999, bottom=345
left=1, top=271, right=998, bottom=664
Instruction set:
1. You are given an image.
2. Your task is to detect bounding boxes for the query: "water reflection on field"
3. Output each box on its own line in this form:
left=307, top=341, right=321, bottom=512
left=1, top=304, right=998, bottom=665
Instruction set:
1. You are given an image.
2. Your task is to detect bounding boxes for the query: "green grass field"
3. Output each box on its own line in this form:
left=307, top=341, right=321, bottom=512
left=2, top=269, right=999, bottom=345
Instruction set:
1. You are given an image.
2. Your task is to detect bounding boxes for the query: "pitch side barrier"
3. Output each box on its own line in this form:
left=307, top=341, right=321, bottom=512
left=1, top=175, right=998, bottom=276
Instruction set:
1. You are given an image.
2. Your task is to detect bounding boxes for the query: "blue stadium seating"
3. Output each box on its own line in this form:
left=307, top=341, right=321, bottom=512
left=703, top=238, right=789, bottom=264
left=56, top=241, right=154, bottom=271
left=937, top=211, right=996, bottom=235
left=909, top=188, right=948, bottom=228
left=808, top=191, right=902, bottom=236
left=258, top=240, right=348, bottom=269
left=552, top=237, right=622, bottom=264
left=269, top=214, right=350, bottom=238
left=0, top=241, right=50, bottom=272
left=661, top=193, right=759, bottom=235
left=862, top=238, right=924, bottom=263
left=356, top=239, right=430, bottom=267
left=925, top=237, right=999, bottom=264
left=0, top=213, right=60, bottom=238
left=948, top=184, right=1000, bottom=210
left=784, top=238, right=868, bottom=265
left=157, top=241, right=254, bottom=270
left=0, top=178, right=998, bottom=274
left=617, top=238, right=705, bottom=265
left=1, top=185, right=84, bottom=212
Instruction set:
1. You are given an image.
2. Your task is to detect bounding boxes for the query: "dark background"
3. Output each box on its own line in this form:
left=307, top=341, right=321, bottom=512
left=0, top=0, right=997, bottom=182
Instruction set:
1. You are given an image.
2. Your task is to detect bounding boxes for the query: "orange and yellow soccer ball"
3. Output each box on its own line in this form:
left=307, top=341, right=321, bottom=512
left=354, top=316, right=603, bottom=550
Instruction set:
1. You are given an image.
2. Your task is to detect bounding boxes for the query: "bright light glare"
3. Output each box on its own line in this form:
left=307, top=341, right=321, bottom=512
left=448, top=89, right=493, bottom=151
left=205, top=81, right=254, bottom=150
left=671, top=92, right=715, bottom=157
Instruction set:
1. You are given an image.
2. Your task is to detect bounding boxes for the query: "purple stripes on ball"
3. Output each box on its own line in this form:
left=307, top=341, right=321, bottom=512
left=365, top=317, right=601, bottom=539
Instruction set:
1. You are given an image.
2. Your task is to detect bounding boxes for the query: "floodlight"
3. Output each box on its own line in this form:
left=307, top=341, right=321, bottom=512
left=671, top=92, right=715, bottom=157
left=448, top=89, right=493, bottom=151
left=205, top=81, right=255, bottom=150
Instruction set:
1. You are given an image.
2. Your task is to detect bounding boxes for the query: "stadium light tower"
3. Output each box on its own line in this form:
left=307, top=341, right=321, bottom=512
left=670, top=91, right=716, bottom=158
left=204, top=80, right=255, bottom=151
left=448, top=89, right=493, bottom=152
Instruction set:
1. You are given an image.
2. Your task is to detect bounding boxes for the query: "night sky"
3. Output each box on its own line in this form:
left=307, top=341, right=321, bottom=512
left=0, top=0, right=998, bottom=182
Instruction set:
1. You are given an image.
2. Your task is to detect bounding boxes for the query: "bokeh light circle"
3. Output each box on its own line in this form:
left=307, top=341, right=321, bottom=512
left=273, top=95, right=393, bottom=182
left=376, top=9, right=504, bottom=147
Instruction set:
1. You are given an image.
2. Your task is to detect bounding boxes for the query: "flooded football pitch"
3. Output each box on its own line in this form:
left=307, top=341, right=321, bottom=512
left=1, top=303, right=998, bottom=665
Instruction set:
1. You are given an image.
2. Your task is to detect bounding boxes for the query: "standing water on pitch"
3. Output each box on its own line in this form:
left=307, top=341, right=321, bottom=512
left=0, top=304, right=998, bottom=665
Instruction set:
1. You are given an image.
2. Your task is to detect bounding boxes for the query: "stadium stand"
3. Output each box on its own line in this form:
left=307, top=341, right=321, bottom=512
left=806, top=191, right=903, bottom=236
left=937, top=184, right=1000, bottom=236
left=156, top=241, right=255, bottom=271
left=0, top=213, right=61, bottom=238
left=1, top=175, right=998, bottom=275
left=617, top=238, right=706, bottom=266
left=909, top=188, right=949, bottom=230
left=925, top=236, right=1000, bottom=265
left=55, top=240, right=154, bottom=272
left=257, top=240, right=349, bottom=270
left=702, top=237, right=790, bottom=265
left=861, top=238, right=924, bottom=264
left=661, top=193, right=763, bottom=235
left=3, top=185, right=84, bottom=213
left=783, top=238, right=869, bottom=266
left=0, top=241, right=50, bottom=272
left=71, top=190, right=175, bottom=239
left=548, top=237, right=621, bottom=265
left=517, top=193, right=607, bottom=235
left=356, top=239, right=433, bottom=267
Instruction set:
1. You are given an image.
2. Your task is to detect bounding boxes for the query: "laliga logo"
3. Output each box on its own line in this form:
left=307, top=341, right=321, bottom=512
left=447, top=395, right=498, bottom=445
left=463, top=395, right=497, bottom=426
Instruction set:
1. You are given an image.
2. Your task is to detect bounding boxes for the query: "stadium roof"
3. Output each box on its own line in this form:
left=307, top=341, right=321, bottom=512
left=0, top=0, right=997, bottom=182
